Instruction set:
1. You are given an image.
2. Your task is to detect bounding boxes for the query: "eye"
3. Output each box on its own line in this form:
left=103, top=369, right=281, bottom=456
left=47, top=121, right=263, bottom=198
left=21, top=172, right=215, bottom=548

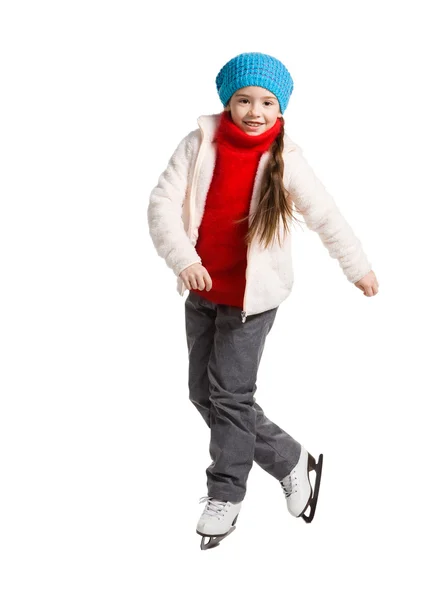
left=238, top=99, right=273, bottom=106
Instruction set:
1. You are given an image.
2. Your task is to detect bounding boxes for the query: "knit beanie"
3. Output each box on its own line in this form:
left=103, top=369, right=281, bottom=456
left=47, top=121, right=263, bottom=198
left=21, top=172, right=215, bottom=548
left=215, top=52, right=294, bottom=114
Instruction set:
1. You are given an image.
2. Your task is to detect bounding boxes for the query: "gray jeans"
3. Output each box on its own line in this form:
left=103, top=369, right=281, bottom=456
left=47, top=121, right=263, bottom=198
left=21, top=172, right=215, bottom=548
left=185, top=290, right=301, bottom=503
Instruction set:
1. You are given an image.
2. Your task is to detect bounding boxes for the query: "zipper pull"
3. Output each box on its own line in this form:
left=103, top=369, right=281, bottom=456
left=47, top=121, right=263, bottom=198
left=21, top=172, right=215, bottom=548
left=241, top=311, right=247, bottom=323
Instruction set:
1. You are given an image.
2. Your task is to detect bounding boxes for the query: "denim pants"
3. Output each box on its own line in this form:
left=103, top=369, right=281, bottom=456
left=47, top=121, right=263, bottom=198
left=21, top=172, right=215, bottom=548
left=184, top=290, right=301, bottom=503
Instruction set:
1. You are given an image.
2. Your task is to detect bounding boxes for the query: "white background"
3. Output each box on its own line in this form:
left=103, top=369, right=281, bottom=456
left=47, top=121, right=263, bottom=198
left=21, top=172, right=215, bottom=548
left=1, top=0, right=426, bottom=598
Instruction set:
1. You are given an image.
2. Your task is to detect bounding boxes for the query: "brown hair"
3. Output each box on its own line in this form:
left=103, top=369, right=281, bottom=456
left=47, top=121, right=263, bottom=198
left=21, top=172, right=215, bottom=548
left=231, top=113, right=302, bottom=250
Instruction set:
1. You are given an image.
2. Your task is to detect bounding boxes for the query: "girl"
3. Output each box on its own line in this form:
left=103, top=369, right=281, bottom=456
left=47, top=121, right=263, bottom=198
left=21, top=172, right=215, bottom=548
left=147, top=52, right=379, bottom=550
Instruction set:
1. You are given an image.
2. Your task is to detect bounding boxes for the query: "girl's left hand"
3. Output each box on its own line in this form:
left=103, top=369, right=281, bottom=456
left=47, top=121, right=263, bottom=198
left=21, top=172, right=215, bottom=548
left=354, top=270, right=379, bottom=296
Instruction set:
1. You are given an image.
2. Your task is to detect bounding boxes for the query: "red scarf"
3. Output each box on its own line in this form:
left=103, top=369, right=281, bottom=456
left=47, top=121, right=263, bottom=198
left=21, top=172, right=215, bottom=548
left=214, top=110, right=282, bottom=150
left=192, top=111, right=282, bottom=309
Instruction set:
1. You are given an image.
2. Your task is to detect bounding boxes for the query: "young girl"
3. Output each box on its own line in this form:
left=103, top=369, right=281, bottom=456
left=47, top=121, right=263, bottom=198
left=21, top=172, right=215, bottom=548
left=147, top=52, right=379, bottom=550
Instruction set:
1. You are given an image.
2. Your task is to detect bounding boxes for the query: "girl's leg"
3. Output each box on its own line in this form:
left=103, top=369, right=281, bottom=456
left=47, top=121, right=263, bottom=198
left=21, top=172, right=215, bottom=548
left=185, top=292, right=216, bottom=427
left=185, top=291, right=301, bottom=502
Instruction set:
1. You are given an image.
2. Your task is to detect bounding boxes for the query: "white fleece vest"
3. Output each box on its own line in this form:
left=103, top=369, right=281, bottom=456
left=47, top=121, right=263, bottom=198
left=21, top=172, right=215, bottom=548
left=147, top=113, right=371, bottom=321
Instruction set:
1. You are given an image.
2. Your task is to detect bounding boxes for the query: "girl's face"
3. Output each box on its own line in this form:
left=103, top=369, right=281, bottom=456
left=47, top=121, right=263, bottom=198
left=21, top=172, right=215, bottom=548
left=226, top=86, right=282, bottom=135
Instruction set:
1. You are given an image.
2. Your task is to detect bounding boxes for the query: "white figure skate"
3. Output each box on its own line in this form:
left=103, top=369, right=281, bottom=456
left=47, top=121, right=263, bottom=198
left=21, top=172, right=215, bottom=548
left=279, top=446, right=323, bottom=523
left=196, top=496, right=242, bottom=550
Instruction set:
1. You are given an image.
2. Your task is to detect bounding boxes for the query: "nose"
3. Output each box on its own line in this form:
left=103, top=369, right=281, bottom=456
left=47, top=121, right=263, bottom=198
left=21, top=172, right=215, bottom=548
left=247, top=104, right=262, bottom=117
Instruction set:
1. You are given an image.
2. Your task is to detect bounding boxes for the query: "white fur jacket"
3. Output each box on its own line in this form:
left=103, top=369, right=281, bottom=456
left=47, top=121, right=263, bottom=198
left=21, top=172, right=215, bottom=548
left=147, top=113, right=372, bottom=322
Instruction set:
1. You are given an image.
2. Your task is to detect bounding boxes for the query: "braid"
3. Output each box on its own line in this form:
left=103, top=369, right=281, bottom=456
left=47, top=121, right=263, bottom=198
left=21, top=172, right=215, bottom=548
left=235, top=117, right=300, bottom=249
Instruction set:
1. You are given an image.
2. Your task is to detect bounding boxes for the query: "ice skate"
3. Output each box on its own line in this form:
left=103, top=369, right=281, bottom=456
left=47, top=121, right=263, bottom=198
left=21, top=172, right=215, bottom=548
left=196, top=496, right=242, bottom=550
left=279, top=446, right=323, bottom=523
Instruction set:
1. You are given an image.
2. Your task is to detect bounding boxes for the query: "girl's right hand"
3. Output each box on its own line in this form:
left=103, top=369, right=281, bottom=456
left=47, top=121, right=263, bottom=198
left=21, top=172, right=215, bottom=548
left=179, top=264, right=212, bottom=291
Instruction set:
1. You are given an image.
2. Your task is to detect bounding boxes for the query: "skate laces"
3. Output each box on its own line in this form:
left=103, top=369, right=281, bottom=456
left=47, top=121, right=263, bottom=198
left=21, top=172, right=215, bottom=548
left=280, top=471, right=297, bottom=498
left=199, top=496, right=228, bottom=517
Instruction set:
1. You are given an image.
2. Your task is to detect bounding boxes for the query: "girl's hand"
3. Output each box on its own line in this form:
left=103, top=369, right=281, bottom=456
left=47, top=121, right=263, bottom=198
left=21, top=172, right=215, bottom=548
left=179, top=264, right=213, bottom=291
left=354, top=270, right=379, bottom=296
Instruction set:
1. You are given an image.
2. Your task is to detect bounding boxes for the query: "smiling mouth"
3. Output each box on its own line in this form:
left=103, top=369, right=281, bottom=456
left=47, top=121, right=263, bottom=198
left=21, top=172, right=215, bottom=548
left=244, top=121, right=264, bottom=126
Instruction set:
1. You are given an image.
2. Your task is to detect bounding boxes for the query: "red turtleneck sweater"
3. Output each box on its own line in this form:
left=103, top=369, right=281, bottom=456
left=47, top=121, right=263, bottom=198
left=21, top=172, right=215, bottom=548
left=192, top=110, right=282, bottom=308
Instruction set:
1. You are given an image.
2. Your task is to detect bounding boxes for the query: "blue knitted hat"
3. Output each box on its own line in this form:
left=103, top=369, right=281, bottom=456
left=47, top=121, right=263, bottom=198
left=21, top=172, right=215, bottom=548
left=215, top=52, right=294, bottom=114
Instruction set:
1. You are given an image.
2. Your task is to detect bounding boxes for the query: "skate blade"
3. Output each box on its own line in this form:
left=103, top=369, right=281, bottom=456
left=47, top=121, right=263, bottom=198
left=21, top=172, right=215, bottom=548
left=301, top=453, right=323, bottom=523
left=197, top=525, right=236, bottom=550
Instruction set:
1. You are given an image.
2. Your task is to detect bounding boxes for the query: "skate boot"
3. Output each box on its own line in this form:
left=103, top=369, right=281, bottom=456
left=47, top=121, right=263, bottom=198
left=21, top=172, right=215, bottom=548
left=196, top=496, right=242, bottom=550
left=279, top=446, right=323, bottom=523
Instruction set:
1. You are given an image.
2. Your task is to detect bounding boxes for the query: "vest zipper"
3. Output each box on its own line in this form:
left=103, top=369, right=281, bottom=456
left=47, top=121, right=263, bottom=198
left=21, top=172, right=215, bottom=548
left=240, top=149, right=266, bottom=323
left=241, top=242, right=251, bottom=323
